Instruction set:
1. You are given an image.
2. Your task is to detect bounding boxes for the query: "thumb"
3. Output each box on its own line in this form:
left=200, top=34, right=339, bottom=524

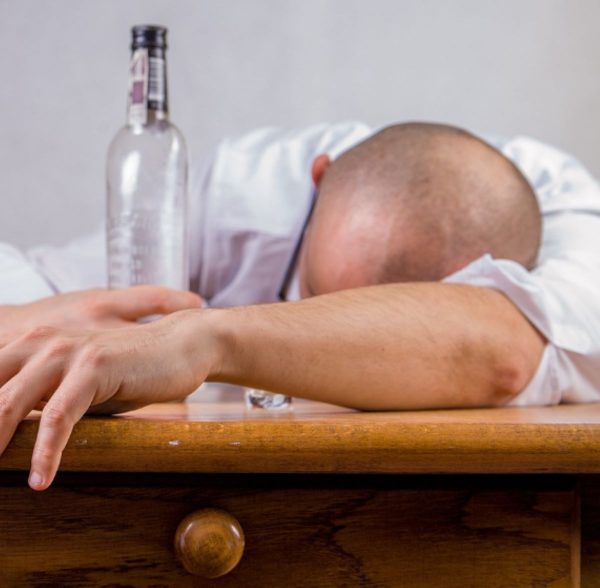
left=107, top=286, right=204, bottom=320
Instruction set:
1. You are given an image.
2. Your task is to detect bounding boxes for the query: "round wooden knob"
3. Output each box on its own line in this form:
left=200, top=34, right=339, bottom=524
left=174, top=508, right=245, bottom=578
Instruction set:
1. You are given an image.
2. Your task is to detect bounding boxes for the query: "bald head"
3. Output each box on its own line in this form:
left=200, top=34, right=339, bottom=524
left=299, top=122, right=541, bottom=296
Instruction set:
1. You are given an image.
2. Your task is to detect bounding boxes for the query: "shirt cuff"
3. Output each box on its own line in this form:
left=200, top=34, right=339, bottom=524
left=443, top=254, right=590, bottom=354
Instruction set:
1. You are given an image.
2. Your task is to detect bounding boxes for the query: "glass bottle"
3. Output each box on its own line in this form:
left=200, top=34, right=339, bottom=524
left=107, top=25, right=188, bottom=290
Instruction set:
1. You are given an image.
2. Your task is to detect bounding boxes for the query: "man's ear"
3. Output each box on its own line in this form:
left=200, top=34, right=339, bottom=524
left=311, top=154, right=331, bottom=187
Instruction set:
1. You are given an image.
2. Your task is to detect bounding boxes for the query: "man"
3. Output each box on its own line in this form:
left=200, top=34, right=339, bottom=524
left=0, top=121, right=599, bottom=491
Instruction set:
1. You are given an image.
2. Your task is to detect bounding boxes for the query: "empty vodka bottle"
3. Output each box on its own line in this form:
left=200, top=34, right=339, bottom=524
left=107, top=25, right=188, bottom=290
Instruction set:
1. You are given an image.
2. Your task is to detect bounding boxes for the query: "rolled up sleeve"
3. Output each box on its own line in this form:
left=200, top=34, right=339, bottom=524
left=443, top=134, right=600, bottom=406
left=444, top=245, right=600, bottom=406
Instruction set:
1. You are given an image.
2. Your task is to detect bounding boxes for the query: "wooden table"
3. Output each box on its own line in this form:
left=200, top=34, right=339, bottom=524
left=2, top=401, right=600, bottom=587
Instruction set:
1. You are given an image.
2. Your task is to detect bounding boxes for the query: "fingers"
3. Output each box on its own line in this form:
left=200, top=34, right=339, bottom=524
left=0, top=356, right=64, bottom=455
left=29, top=371, right=97, bottom=491
left=0, top=341, right=26, bottom=383
left=0, top=326, right=63, bottom=389
left=107, top=286, right=203, bottom=320
left=0, top=327, right=93, bottom=491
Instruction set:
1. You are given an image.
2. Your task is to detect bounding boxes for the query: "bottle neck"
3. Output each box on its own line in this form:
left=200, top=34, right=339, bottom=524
left=127, top=46, right=169, bottom=126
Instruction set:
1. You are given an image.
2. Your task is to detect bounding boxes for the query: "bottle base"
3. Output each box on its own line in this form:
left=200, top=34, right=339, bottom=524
left=244, top=389, right=293, bottom=410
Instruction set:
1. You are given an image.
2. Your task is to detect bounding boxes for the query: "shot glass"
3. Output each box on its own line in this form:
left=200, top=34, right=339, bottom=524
left=245, top=389, right=293, bottom=410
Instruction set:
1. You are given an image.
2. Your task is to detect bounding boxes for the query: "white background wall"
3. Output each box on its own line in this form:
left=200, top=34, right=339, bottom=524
left=2, top=0, right=599, bottom=249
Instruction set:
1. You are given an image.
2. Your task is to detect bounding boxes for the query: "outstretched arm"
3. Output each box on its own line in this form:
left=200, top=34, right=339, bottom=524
left=208, top=282, right=545, bottom=410
left=0, top=282, right=544, bottom=490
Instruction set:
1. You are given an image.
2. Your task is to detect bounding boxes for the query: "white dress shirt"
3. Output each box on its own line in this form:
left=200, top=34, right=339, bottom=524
left=1, top=122, right=599, bottom=406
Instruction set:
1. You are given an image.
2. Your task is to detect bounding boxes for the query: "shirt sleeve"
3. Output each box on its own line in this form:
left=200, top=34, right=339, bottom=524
left=0, top=243, right=55, bottom=304
left=0, top=227, right=107, bottom=305
left=444, top=136, right=600, bottom=406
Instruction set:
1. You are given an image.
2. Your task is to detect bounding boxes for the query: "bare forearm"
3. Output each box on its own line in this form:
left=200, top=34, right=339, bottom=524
left=206, top=283, right=545, bottom=410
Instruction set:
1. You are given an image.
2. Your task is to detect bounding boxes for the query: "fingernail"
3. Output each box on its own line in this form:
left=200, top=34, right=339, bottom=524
left=29, top=471, right=43, bottom=488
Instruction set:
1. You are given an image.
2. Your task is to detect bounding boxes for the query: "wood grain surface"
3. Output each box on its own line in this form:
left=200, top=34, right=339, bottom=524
left=2, top=402, right=600, bottom=474
left=0, top=474, right=579, bottom=588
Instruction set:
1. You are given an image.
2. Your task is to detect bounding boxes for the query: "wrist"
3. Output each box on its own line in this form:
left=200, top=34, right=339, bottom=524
left=202, top=305, right=257, bottom=385
left=174, top=307, right=236, bottom=383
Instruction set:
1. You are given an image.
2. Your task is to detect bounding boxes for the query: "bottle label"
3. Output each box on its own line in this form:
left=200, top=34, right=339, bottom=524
left=128, top=49, right=149, bottom=125
left=148, top=56, right=166, bottom=110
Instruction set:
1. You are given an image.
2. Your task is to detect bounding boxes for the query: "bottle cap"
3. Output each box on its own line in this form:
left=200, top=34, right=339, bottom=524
left=131, top=25, right=168, bottom=50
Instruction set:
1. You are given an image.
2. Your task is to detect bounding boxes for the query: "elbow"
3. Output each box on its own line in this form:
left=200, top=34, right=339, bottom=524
left=488, top=346, right=542, bottom=407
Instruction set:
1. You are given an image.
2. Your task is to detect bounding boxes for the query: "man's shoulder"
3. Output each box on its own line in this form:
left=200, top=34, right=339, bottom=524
left=480, top=132, right=600, bottom=215
left=195, top=122, right=374, bottom=304
left=202, top=121, right=374, bottom=225
left=216, top=121, right=374, bottom=162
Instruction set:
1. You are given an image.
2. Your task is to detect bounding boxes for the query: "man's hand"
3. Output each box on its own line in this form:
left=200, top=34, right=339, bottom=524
left=0, top=286, right=203, bottom=343
left=0, top=309, right=218, bottom=492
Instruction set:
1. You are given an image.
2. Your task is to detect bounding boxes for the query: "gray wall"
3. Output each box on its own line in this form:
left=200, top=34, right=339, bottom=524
left=2, top=0, right=599, bottom=249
